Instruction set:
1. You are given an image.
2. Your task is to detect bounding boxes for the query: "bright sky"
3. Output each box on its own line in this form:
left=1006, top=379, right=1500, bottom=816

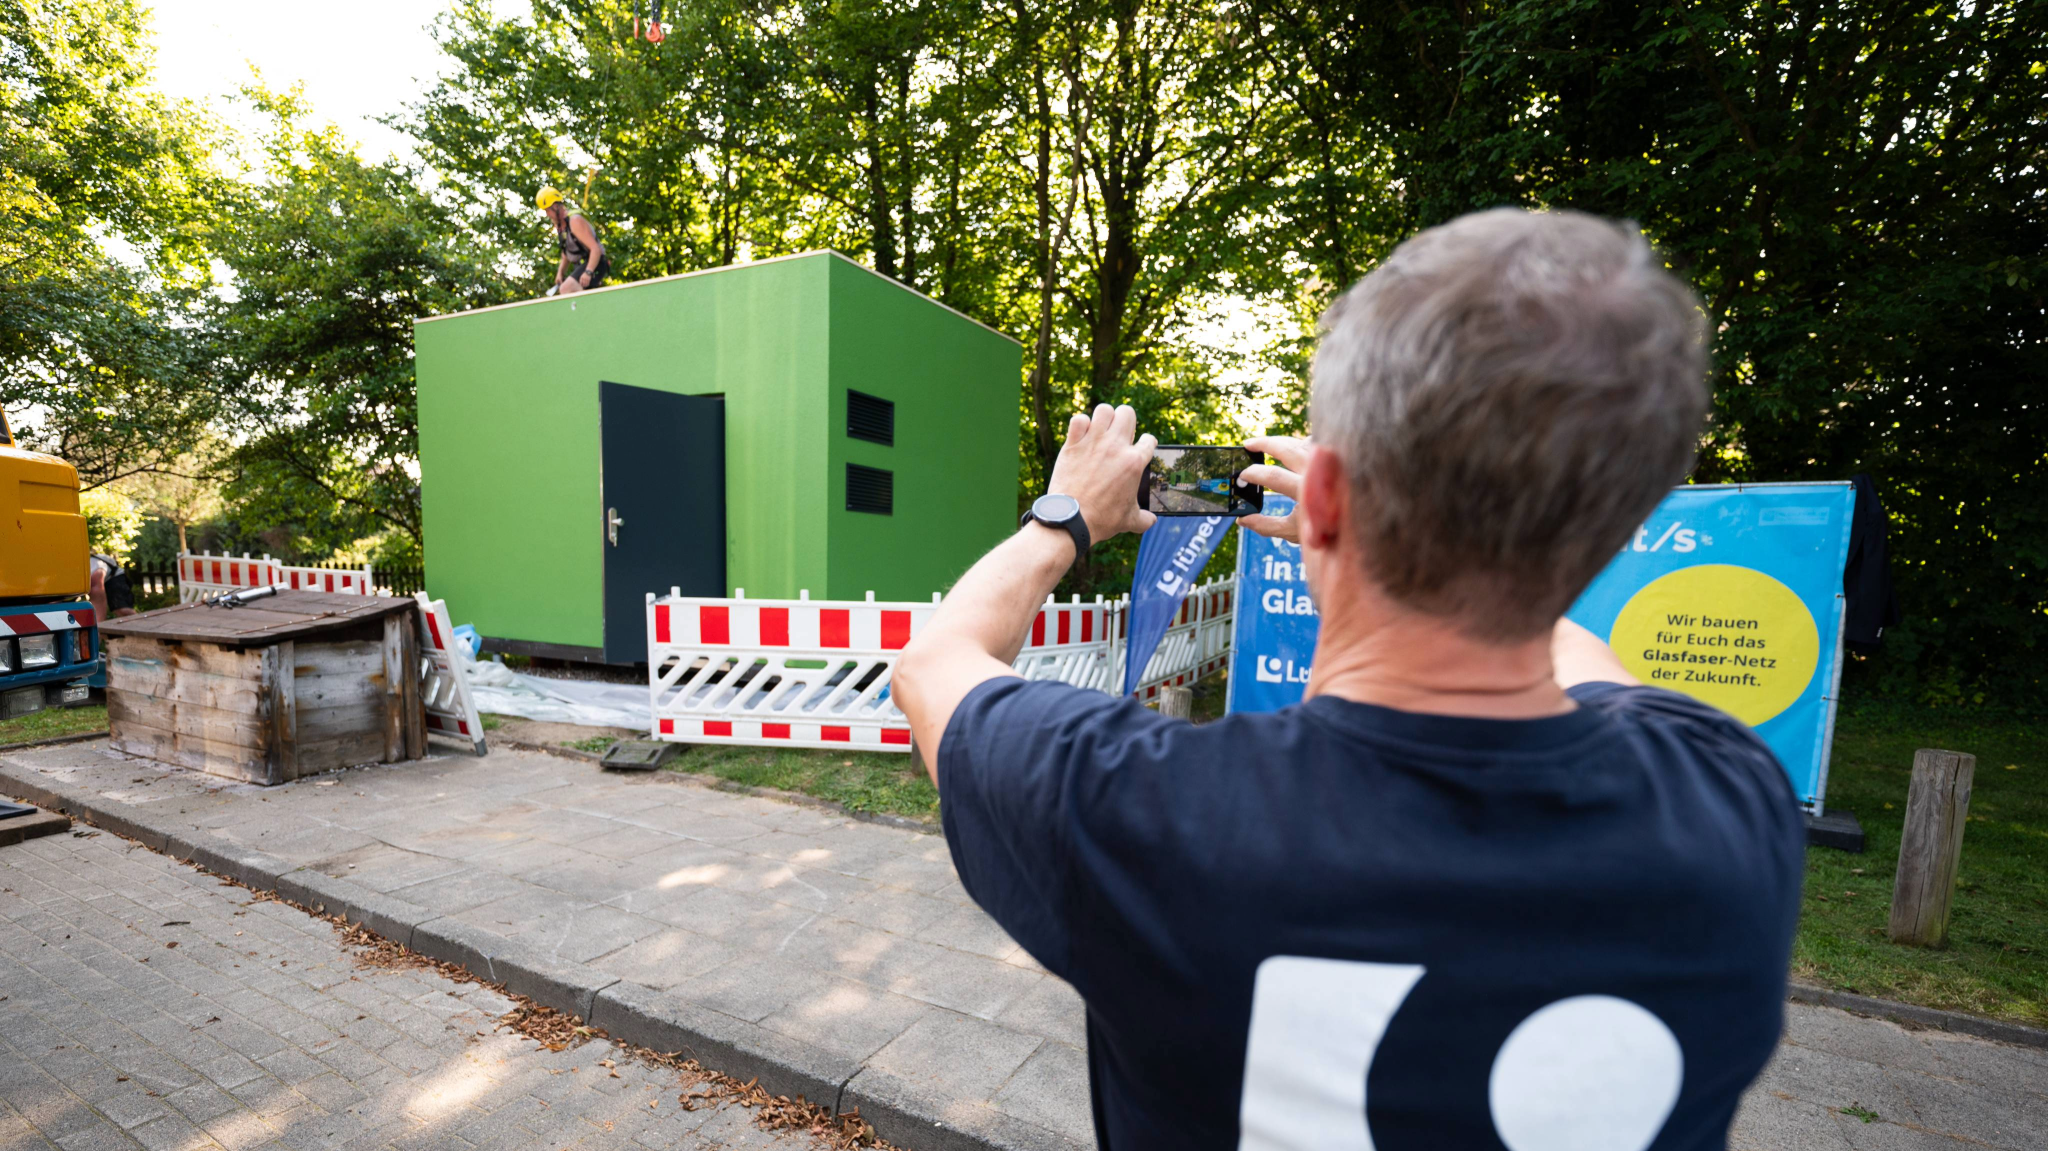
left=145, top=0, right=529, bottom=161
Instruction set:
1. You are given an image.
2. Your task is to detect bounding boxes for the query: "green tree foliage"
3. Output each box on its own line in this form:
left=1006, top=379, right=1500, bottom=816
left=208, top=92, right=516, bottom=557
left=410, top=0, right=1292, bottom=592
left=0, top=0, right=223, bottom=486
left=19, top=0, right=2029, bottom=695
left=1246, top=0, right=2047, bottom=699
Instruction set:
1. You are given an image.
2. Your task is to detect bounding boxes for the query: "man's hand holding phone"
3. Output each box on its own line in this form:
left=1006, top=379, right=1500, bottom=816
left=1049, top=404, right=1158, bottom=544
left=1237, top=435, right=1310, bottom=542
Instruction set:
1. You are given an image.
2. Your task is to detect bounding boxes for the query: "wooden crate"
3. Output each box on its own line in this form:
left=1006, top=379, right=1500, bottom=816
left=102, top=591, right=425, bottom=785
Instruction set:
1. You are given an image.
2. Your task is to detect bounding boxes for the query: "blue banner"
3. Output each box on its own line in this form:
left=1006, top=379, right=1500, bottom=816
left=1566, top=482, right=1855, bottom=809
left=1125, top=514, right=1232, bottom=695
left=1227, top=495, right=1320, bottom=713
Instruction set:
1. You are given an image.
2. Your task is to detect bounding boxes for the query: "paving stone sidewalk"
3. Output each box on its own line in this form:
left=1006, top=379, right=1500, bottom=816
left=0, top=824, right=826, bottom=1150
left=3, top=737, right=2043, bottom=1151
left=1, top=739, right=1086, bottom=1151
left=1737, top=1004, right=2047, bottom=1149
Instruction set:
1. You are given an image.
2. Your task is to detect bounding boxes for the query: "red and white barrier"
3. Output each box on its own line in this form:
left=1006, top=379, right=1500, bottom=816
left=273, top=562, right=376, bottom=595
left=644, top=578, right=1238, bottom=753
left=1126, top=577, right=1236, bottom=700
left=414, top=594, right=488, bottom=755
left=177, top=552, right=378, bottom=603
left=646, top=589, right=939, bottom=751
left=1009, top=578, right=1235, bottom=700
left=1013, top=596, right=1121, bottom=694
left=176, top=553, right=274, bottom=601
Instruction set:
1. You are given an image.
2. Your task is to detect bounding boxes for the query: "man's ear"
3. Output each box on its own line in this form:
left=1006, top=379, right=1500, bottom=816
left=1297, top=444, right=1348, bottom=552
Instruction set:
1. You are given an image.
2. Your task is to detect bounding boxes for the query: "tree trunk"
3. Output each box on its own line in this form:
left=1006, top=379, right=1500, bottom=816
left=1026, top=46, right=1060, bottom=485
left=1083, top=6, right=1149, bottom=409
left=859, top=73, right=899, bottom=280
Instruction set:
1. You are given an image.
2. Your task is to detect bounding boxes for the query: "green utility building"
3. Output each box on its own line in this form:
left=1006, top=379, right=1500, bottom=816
left=414, top=251, right=1020, bottom=664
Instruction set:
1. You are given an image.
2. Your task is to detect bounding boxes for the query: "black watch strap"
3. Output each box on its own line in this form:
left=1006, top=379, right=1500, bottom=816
left=1021, top=502, right=1090, bottom=565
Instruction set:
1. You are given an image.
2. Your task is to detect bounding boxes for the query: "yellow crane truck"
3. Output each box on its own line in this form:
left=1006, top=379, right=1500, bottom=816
left=0, top=407, right=102, bottom=719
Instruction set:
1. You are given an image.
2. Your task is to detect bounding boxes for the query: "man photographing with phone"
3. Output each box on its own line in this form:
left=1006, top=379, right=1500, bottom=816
left=894, top=208, right=1804, bottom=1150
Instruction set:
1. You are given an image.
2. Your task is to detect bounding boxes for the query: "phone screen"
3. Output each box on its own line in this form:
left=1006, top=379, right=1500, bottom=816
left=1139, top=445, right=1265, bottom=517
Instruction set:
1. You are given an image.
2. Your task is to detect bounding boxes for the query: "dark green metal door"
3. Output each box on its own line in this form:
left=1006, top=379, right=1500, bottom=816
left=600, top=382, right=725, bottom=663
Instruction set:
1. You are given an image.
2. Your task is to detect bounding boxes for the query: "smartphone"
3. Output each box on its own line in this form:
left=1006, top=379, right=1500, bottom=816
left=1138, top=445, right=1265, bottom=517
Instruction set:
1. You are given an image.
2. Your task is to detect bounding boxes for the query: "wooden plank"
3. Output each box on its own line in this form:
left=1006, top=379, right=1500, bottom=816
left=106, top=637, right=265, bottom=681
left=108, top=691, right=268, bottom=749
left=297, top=700, right=385, bottom=743
left=295, top=730, right=390, bottom=774
left=287, top=668, right=386, bottom=710
left=0, top=809, right=70, bottom=847
left=102, top=657, right=267, bottom=713
left=292, top=640, right=386, bottom=678
left=381, top=613, right=405, bottom=763
left=109, top=721, right=270, bottom=784
left=392, top=611, right=425, bottom=760
left=264, top=642, right=295, bottom=785
left=1889, top=748, right=1976, bottom=947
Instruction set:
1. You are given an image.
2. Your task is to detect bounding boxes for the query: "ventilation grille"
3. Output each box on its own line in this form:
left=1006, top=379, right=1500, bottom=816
left=846, top=464, right=894, bottom=515
left=847, top=390, right=895, bottom=446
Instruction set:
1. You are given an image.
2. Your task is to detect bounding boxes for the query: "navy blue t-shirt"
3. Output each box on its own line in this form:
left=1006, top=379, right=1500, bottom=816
left=939, top=680, right=1803, bottom=1151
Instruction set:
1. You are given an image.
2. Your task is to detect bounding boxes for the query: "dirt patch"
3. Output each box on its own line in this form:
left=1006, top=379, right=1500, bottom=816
left=483, top=712, right=634, bottom=757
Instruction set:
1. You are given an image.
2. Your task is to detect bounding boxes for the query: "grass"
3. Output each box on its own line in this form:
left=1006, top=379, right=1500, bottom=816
left=1794, top=699, right=2047, bottom=1027
left=0, top=702, right=109, bottom=747
left=666, top=744, right=939, bottom=823
left=564, top=735, right=618, bottom=754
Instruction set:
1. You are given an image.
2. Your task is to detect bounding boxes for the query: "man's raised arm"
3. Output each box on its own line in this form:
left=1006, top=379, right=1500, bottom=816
left=893, top=404, right=1156, bottom=784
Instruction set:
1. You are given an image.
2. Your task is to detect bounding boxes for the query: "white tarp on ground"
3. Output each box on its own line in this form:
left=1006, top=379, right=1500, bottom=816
left=463, top=659, right=652, bottom=730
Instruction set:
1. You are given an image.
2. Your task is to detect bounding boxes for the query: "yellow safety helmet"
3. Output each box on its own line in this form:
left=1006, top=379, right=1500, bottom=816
left=535, top=186, right=565, bottom=210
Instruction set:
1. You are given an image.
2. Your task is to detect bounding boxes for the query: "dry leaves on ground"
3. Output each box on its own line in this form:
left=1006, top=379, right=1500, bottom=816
left=206, top=864, right=900, bottom=1149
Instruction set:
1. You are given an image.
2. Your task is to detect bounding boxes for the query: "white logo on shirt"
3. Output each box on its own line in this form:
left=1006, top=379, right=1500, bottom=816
left=1237, top=957, right=1684, bottom=1151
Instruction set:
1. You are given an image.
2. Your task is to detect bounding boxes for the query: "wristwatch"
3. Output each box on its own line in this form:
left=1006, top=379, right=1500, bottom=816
left=1021, top=493, right=1090, bottom=565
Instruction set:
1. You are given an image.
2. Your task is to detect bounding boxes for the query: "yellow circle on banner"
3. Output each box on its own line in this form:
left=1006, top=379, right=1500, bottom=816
left=1610, top=564, right=1819, bottom=726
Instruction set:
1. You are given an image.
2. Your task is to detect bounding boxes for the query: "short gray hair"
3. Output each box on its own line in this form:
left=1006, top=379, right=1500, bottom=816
left=1311, top=208, right=1709, bottom=640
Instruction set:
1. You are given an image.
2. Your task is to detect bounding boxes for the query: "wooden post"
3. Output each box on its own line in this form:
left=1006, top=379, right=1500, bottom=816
left=1889, top=748, right=1976, bottom=947
left=261, top=642, right=297, bottom=785
left=1158, top=686, right=1193, bottom=720
left=398, top=612, right=425, bottom=760
left=383, top=612, right=426, bottom=762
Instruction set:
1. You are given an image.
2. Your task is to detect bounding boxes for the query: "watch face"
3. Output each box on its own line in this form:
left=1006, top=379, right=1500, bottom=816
left=1035, top=493, right=1081, bottom=523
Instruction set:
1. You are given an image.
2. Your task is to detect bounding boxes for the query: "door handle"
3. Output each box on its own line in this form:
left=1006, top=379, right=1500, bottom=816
left=607, top=507, right=624, bottom=545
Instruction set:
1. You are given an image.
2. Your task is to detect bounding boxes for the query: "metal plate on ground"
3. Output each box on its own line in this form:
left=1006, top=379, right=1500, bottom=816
left=1804, top=808, right=1866, bottom=853
left=600, top=740, right=680, bottom=771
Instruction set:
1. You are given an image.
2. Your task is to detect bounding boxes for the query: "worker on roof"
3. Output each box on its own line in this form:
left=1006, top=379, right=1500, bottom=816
left=537, top=186, right=610, bottom=295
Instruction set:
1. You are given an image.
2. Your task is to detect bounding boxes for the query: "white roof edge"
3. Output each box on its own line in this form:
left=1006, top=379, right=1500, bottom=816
left=415, top=248, right=1021, bottom=346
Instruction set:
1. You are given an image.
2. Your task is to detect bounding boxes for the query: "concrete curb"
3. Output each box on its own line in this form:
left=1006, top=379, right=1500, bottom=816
left=0, top=753, right=1073, bottom=1151
left=1788, top=983, right=2048, bottom=1050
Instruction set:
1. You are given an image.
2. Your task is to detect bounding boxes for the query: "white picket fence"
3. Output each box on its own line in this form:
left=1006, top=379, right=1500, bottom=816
left=646, top=577, right=1237, bottom=754
left=176, top=552, right=378, bottom=602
